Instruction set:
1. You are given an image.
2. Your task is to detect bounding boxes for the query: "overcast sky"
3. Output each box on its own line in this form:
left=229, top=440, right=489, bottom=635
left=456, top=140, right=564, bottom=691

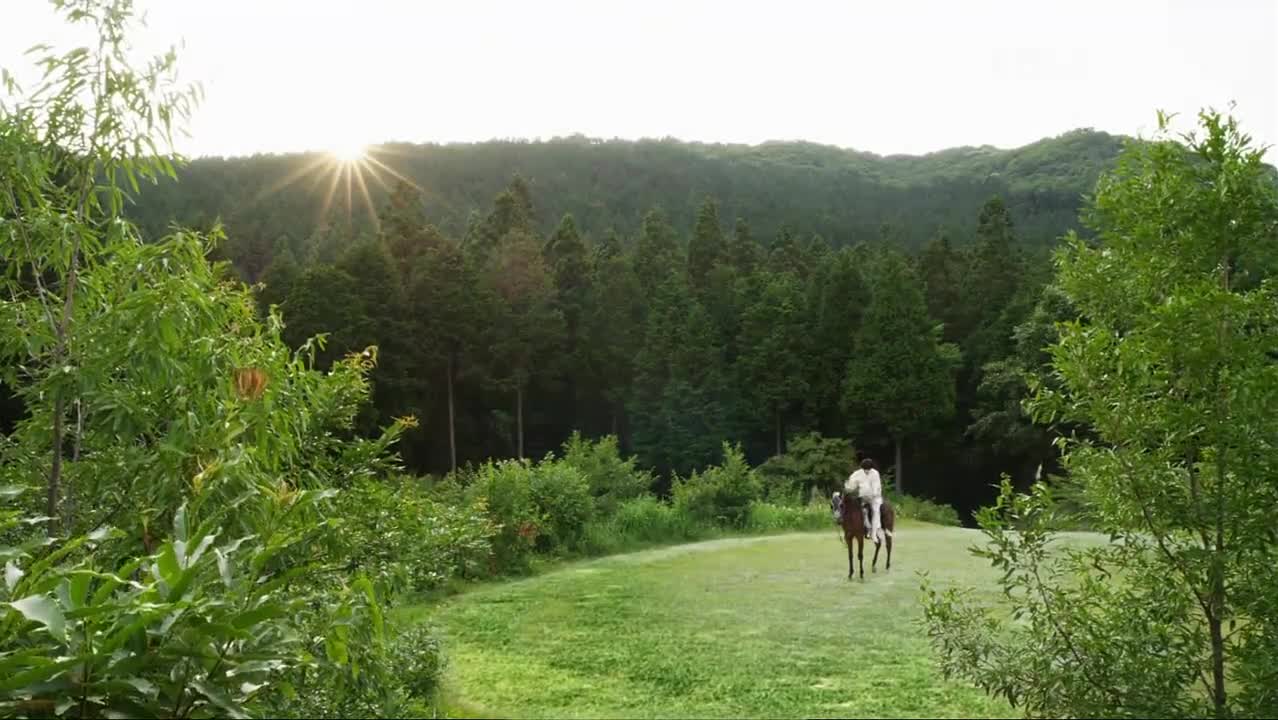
left=3, top=0, right=1276, bottom=159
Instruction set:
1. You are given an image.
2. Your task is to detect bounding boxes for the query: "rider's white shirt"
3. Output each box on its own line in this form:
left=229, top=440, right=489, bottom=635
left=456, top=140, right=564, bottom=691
left=844, top=468, right=882, bottom=499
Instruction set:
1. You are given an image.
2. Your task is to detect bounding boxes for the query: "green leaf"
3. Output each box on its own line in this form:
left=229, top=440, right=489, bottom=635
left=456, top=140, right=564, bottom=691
left=0, top=486, right=25, bottom=499
left=231, top=603, right=284, bottom=630
left=325, top=636, right=349, bottom=665
left=154, top=543, right=180, bottom=586
left=174, top=502, right=188, bottom=543
left=190, top=678, right=250, bottom=719
left=4, top=561, right=22, bottom=591
left=9, top=594, right=66, bottom=640
left=214, top=548, right=233, bottom=589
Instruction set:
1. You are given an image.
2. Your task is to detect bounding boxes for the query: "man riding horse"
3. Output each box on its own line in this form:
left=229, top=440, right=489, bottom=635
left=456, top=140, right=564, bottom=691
left=831, top=457, right=894, bottom=578
left=843, top=458, right=885, bottom=545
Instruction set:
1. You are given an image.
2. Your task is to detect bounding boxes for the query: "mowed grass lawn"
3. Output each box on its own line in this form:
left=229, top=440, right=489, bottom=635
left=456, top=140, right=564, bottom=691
left=400, top=522, right=1041, bottom=719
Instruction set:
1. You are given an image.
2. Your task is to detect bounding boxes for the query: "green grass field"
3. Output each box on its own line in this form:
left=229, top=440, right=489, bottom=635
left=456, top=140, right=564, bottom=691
left=399, top=522, right=1028, bottom=718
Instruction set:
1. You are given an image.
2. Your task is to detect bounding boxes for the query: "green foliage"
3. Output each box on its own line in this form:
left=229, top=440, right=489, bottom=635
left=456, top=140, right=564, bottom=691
left=0, top=5, right=436, bottom=716
left=736, top=271, right=812, bottom=453
left=0, top=490, right=307, bottom=719
left=631, top=277, right=732, bottom=476
left=742, top=500, right=831, bottom=533
left=923, top=110, right=1278, bottom=718
left=281, top=264, right=368, bottom=368
left=529, top=460, right=594, bottom=553
left=671, top=443, right=763, bottom=527
left=480, top=228, right=565, bottom=458
left=687, top=197, right=727, bottom=288
left=755, top=432, right=856, bottom=503
left=807, top=248, right=867, bottom=432
left=579, top=495, right=707, bottom=555
left=463, top=461, right=541, bottom=573
left=633, top=207, right=682, bottom=291
left=258, top=246, right=301, bottom=313
left=388, top=625, right=446, bottom=705
left=890, top=494, right=962, bottom=527
left=918, top=234, right=965, bottom=343
left=579, top=244, right=644, bottom=427
left=843, top=250, right=958, bottom=491
left=332, top=477, right=496, bottom=596
left=129, top=131, right=1128, bottom=262
left=558, top=432, right=653, bottom=515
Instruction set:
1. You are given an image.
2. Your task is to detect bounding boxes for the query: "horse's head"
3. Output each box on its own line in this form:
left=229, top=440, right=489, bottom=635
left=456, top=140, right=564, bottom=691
left=830, top=491, right=843, bottom=523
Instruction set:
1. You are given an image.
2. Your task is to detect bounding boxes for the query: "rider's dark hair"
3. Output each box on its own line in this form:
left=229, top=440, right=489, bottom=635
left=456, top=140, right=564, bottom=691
left=860, top=458, right=874, bottom=471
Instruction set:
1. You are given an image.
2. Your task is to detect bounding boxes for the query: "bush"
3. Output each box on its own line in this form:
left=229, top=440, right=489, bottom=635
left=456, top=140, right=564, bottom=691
left=891, top=494, right=962, bottom=526
left=465, top=460, right=542, bottom=573
left=744, top=500, right=832, bottom=533
left=581, top=495, right=710, bottom=555
left=389, top=625, right=446, bottom=702
left=559, top=432, right=653, bottom=515
left=672, top=442, right=763, bottom=527
left=335, top=477, right=497, bottom=596
left=529, top=459, right=594, bottom=553
left=756, top=433, right=857, bottom=504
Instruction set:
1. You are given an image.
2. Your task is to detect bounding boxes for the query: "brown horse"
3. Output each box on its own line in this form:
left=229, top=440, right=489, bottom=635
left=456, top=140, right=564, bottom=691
left=831, top=492, right=894, bottom=579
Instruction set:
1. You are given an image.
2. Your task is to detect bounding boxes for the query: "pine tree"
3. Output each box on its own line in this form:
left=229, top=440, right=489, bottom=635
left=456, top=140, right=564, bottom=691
left=737, top=271, right=811, bottom=455
left=808, top=248, right=866, bottom=434
left=728, top=217, right=759, bottom=276
left=379, top=179, right=431, bottom=269
left=963, top=196, right=1024, bottom=368
left=767, top=225, right=804, bottom=277
left=918, top=233, right=965, bottom=343
left=687, top=197, right=726, bottom=289
left=408, top=236, right=485, bottom=471
left=281, top=265, right=367, bottom=369
left=544, top=213, right=591, bottom=431
left=634, top=207, right=682, bottom=292
left=257, top=246, right=300, bottom=315
left=843, top=250, right=957, bottom=494
left=580, top=246, right=644, bottom=439
left=336, top=240, right=410, bottom=430
left=630, top=276, right=730, bottom=476
left=473, top=174, right=537, bottom=260
left=481, top=229, right=565, bottom=459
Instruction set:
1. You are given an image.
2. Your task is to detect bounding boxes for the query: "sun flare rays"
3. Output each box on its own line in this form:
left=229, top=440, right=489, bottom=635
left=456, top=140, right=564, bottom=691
left=249, top=143, right=425, bottom=232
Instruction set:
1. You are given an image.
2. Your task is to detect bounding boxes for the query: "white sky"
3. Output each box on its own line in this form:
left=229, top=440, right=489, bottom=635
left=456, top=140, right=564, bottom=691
left=3, top=0, right=1277, bottom=159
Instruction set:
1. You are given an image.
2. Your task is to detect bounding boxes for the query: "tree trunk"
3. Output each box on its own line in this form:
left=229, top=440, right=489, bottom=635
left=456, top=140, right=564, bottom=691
left=516, top=384, right=524, bottom=460
left=446, top=355, right=457, bottom=473
left=894, top=436, right=904, bottom=496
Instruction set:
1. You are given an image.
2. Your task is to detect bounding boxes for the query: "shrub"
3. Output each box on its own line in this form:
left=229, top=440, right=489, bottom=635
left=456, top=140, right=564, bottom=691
left=529, top=459, right=594, bottom=553
left=744, top=500, right=832, bottom=533
left=612, top=495, right=703, bottom=542
left=581, top=495, right=711, bottom=555
left=756, top=433, right=857, bottom=503
left=890, top=493, right=962, bottom=526
left=559, top=432, right=653, bottom=515
left=672, top=442, right=763, bottom=527
left=335, top=477, right=497, bottom=595
left=389, top=625, right=446, bottom=701
left=465, top=460, right=542, bottom=573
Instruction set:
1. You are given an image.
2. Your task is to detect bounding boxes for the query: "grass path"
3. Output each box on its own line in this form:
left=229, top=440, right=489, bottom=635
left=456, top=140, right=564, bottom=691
left=399, top=522, right=1022, bottom=719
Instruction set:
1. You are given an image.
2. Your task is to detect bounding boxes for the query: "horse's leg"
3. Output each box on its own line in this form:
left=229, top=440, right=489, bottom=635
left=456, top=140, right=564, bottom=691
left=857, top=536, right=865, bottom=579
left=846, top=533, right=855, bottom=579
left=886, top=531, right=893, bottom=571
left=871, top=537, right=880, bottom=573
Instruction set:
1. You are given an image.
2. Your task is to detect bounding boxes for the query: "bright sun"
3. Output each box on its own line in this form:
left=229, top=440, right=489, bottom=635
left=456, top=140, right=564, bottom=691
left=329, top=141, right=367, bottom=163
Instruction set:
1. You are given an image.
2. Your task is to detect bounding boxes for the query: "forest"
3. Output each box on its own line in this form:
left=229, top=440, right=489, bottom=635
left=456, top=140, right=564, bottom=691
left=99, top=130, right=1130, bottom=517
left=5, top=1, right=1278, bottom=718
